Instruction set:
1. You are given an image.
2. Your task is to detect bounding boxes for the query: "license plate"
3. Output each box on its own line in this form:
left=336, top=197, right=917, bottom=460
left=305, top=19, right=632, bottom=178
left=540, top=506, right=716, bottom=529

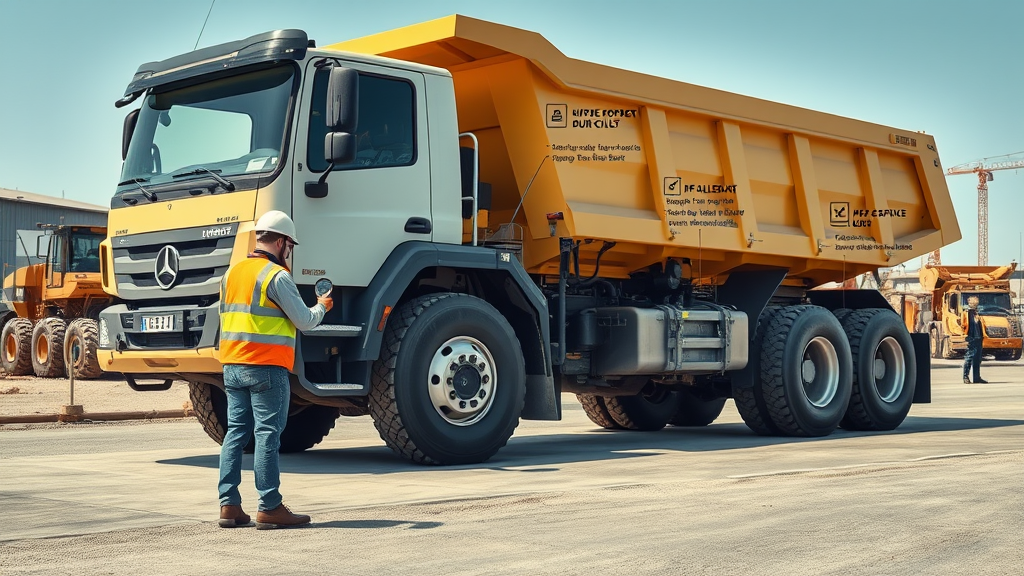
left=141, top=315, right=175, bottom=332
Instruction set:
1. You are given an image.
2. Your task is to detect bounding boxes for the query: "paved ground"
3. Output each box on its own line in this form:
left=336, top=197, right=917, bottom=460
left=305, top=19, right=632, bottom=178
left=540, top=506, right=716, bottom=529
left=1, top=359, right=1022, bottom=575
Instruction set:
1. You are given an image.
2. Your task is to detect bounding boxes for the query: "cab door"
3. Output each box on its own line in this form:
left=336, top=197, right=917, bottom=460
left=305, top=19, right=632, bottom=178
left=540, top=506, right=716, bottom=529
left=291, top=59, right=431, bottom=289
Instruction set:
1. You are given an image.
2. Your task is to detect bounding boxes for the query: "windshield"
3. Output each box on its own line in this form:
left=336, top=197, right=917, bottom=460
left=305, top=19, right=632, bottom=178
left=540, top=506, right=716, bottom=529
left=118, top=65, right=295, bottom=194
left=964, top=292, right=1012, bottom=312
left=68, top=232, right=103, bottom=273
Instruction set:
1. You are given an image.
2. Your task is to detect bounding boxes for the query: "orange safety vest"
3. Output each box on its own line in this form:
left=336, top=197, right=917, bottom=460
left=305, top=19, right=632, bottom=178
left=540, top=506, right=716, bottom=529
left=218, top=256, right=297, bottom=369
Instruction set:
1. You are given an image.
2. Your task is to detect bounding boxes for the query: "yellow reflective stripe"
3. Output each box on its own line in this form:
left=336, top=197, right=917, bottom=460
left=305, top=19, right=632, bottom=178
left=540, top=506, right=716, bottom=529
left=221, top=312, right=296, bottom=338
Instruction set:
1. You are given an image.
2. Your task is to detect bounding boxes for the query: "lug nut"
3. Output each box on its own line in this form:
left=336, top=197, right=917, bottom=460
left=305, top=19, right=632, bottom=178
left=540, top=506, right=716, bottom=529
left=482, top=375, right=490, bottom=384
left=479, top=390, right=486, bottom=399
left=449, top=391, right=457, bottom=399
left=447, top=378, right=453, bottom=386
left=478, top=363, right=486, bottom=371
left=450, top=363, right=458, bottom=372
left=469, top=354, right=477, bottom=363
left=459, top=355, right=466, bottom=362
left=470, top=400, right=478, bottom=408
left=459, top=401, right=467, bottom=409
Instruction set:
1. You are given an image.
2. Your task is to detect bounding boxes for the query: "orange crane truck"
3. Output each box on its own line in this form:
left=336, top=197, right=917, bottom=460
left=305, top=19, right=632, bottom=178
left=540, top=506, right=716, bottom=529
left=917, top=263, right=1022, bottom=361
left=1, top=225, right=112, bottom=378
left=98, top=16, right=959, bottom=464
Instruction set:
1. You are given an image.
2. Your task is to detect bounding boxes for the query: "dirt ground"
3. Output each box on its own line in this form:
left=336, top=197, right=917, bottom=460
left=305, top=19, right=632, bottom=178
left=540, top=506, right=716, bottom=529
left=0, top=372, right=190, bottom=416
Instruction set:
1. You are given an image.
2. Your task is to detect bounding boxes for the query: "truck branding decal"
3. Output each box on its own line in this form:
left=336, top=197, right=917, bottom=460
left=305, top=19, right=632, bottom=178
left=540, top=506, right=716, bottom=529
left=202, top=226, right=233, bottom=239
left=889, top=133, right=918, bottom=147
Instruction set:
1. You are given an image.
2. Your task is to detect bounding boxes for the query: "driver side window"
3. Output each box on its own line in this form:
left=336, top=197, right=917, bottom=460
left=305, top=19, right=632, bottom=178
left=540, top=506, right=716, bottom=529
left=307, top=68, right=416, bottom=172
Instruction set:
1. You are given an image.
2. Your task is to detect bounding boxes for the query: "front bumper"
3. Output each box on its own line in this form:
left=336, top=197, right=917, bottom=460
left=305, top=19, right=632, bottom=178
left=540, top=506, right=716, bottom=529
left=98, top=302, right=223, bottom=373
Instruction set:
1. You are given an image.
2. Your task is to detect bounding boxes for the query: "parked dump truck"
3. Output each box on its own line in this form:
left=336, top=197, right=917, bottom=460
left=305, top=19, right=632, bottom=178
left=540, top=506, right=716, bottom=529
left=1, top=225, right=112, bottom=378
left=909, top=263, right=1023, bottom=361
left=99, top=16, right=959, bottom=464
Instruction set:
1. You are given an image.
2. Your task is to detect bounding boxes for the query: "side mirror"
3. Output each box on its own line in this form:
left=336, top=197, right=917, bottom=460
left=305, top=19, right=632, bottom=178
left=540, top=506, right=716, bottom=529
left=122, top=109, right=140, bottom=161
left=326, top=67, right=358, bottom=133
left=36, top=234, right=50, bottom=260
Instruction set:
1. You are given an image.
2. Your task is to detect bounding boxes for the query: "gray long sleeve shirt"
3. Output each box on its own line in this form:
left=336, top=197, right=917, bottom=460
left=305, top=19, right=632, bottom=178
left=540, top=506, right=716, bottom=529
left=266, top=269, right=326, bottom=332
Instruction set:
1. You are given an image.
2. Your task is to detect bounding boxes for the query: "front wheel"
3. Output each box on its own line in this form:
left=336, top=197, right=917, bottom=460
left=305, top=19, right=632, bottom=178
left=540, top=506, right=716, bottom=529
left=370, top=293, right=526, bottom=465
left=65, top=319, right=103, bottom=379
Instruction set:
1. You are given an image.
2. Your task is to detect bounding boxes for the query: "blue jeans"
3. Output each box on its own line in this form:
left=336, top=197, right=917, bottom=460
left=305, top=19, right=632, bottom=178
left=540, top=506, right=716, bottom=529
left=218, top=364, right=290, bottom=511
left=963, top=337, right=982, bottom=381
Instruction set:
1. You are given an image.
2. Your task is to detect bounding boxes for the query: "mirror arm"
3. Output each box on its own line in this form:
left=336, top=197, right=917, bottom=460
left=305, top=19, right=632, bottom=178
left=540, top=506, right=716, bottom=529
left=317, top=163, right=335, bottom=185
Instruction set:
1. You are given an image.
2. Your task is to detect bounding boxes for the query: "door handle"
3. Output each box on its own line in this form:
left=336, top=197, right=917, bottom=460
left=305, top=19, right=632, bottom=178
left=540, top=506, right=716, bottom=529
left=405, top=217, right=432, bottom=234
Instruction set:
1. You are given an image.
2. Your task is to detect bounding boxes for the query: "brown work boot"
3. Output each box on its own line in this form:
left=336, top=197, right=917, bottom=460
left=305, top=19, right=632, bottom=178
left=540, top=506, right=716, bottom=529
left=256, top=504, right=311, bottom=530
left=218, top=505, right=252, bottom=528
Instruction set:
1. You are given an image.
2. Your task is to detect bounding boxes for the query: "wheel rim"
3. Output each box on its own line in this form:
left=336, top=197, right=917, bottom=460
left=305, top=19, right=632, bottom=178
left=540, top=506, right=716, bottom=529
left=427, top=336, right=496, bottom=426
left=4, top=333, right=16, bottom=363
left=873, top=336, right=906, bottom=403
left=800, top=336, right=840, bottom=408
left=36, top=334, right=49, bottom=365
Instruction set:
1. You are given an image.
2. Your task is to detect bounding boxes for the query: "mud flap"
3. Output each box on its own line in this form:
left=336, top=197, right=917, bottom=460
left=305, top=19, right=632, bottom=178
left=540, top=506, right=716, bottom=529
left=910, top=332, right=931, bottom=404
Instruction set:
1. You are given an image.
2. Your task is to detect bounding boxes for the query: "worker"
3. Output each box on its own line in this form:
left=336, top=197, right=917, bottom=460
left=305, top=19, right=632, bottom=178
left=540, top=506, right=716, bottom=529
left=961, top=295, right=987, bottom=384
left=216, top=210, right=333, bottom=529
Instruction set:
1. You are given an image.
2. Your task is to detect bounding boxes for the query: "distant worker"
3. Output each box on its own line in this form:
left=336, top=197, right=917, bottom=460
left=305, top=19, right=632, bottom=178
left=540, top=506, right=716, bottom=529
left=961, top=295, right=986, bottom=384
left=216, top=210, right=333, bottom=529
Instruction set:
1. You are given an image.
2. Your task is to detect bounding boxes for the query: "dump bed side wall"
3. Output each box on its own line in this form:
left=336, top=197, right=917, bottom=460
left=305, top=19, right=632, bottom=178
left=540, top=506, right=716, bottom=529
left=332, top=16, right=960, bottom=286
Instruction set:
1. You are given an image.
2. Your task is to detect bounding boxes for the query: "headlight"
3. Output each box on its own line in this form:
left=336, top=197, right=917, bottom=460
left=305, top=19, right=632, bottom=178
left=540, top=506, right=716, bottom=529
left=99, top=319, right=109, bottom=347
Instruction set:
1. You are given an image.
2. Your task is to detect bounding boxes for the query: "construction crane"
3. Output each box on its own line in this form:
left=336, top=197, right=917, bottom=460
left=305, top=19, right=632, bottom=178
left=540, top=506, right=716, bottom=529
left=946, top=151, right=1024, bottom=266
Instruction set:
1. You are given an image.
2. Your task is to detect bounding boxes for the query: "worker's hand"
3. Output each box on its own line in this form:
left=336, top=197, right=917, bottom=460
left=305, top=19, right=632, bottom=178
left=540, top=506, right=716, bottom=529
left=318, top=295, right=334, bottom=312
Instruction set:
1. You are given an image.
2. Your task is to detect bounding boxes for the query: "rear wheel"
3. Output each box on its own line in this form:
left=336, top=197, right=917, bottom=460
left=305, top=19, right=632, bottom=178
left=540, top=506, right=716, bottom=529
left=370, top=293, right=526, bottom=465
left=929, top=329, right=942, bottom=359
left=576, top=393, right=623, bottom=429
left=940, top=337, right=957, bottom=359
left=669, top=387, right=727, bottom=427
left=65, top=319, right=103, bottom=379
left=31, top=318, right=67, bottom=378
left=838, top=309, right=917, bottom=431
left=1, top=318, right=34, bottom=375
left=604, top=383, right=679, bottom=431
left=756, top=305, right=853, bottom=437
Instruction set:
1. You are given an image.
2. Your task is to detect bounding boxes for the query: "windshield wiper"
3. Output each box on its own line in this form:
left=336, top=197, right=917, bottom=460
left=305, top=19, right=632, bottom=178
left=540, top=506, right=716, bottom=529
left=117, top=177, right=157, bottom=203
left=171, top=167, right=236, bottom=192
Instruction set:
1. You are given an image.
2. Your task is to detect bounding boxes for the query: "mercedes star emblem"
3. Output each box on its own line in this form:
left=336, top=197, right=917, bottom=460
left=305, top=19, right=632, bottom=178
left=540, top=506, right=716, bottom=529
left=155, top=245, right=180, bottom=290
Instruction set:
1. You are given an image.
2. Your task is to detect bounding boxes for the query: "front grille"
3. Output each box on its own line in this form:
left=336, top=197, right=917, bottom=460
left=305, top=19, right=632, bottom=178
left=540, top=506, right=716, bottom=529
left=112, top=224, right=237, bottom=300
left=986, top=326, right=1008, bottom=338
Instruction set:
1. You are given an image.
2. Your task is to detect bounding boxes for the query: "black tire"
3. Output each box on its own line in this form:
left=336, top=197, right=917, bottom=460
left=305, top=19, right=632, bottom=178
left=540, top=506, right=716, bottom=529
left=188, top=381, right=338, bottom=453
left=1, top=318, right=34, bottom=375
left=838, top=309, right=917, bottom=431
left=31, top=317, right=67, bottom=378
left=604, top=384, right=679, bottom=431
left=733, top=307, right=782, bottom=436
left=758, top=305, right=853, bottom=437
left=370, top=293, right=526, bottom=465
left=669, top=387, right=727, bottom=427
left=65, top=318, right=103, bottom=379
left=576, top=393, right=623, bottom=429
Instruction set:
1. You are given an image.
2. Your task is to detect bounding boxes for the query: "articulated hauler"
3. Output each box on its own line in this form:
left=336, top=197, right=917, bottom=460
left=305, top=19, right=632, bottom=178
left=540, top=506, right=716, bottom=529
left=98, top=16, right=959, bottom=463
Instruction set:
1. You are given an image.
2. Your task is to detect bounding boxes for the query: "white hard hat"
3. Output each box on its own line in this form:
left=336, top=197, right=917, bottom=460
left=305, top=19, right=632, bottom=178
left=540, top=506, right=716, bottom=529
left=255, top=210, right=299, bottom=245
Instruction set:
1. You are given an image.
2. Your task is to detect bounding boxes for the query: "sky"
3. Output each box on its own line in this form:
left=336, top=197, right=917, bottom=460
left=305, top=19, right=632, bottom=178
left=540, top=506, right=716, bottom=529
left=0, top=0, right=1021, bottom=268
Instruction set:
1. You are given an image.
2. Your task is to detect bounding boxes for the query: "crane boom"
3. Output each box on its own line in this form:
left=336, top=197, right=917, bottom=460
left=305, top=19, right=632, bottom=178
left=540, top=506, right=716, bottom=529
left=944, top=151, right=1024, bottom=266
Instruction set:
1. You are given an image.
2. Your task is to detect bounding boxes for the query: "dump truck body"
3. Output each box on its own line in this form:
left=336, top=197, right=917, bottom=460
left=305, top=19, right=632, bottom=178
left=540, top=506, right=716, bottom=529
left=916, top=263, right=1022, bottom=360
left=100, top=17, right=956, bottom=464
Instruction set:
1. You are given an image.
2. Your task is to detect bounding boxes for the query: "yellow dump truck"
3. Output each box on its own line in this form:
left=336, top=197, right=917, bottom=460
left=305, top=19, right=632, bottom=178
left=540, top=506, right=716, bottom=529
left=99, top=16, right=958, bottom=463
left=915, top=263, right=1022, bottom=361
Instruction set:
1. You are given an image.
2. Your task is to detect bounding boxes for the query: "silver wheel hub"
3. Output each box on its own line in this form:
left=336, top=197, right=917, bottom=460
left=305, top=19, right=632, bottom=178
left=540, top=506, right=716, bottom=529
left=427, top=336, right=496, bottom=426
left=801, top=336, right=839, bottom=408
left=873, top=336, right=906, bottom=403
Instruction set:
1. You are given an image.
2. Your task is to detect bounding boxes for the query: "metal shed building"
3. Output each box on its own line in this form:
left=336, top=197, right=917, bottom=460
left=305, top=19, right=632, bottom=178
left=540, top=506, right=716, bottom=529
left=0, top=187, right=108, bottom=281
